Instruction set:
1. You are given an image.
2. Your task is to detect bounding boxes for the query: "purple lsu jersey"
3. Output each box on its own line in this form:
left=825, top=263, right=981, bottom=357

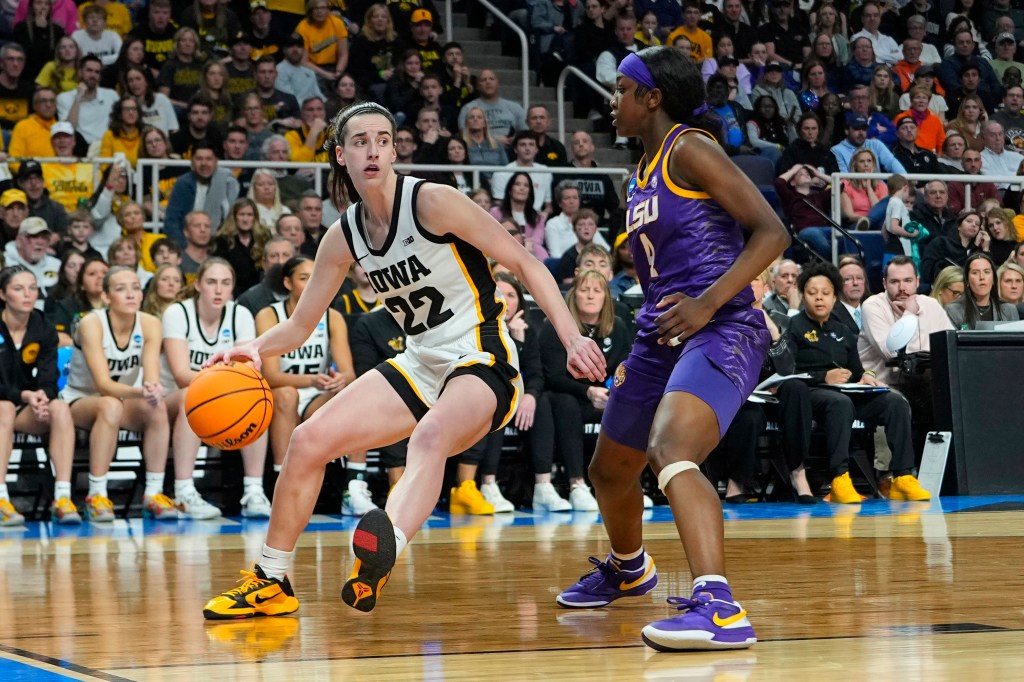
left=620, top=124, right=768, bottom=394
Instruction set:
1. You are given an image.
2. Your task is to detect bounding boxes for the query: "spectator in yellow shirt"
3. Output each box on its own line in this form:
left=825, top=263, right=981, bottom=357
left=35, top=37, right=82, bottom=94
left=295, top=0, right=349, bottom=83
left=283, top=96, right=328, bottom=163
left=100, top=95, right=143, bottom=166
left=43, top=123, right=95, bottom=213
left=10, top=88, right=59, bottom=167
left=665, top=2, right=712, bottom=63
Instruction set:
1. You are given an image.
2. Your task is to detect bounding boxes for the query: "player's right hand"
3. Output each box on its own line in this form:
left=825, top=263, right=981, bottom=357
left=206, top=342, right=262, bottom=371
left=566, top=335, right=606, bottom=382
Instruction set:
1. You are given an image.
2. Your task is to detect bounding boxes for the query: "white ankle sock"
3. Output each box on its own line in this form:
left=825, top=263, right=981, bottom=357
left=694, top=574, right=728, bottom=587
left=394, top=527, right=408, bottom=557
left=612, top=546, right=644, bottom=561
left=0, top=484, right=9, bottom=500
left=174, top=478, right=196, bottom=499
left=54, top=481, right=72, bottom=501
left=259, top=544, right=293, bottom=580
left=144, top=472, right=164, bottom=498
left=273, top=464, right=283, bottom=473
left=88, top=474, right=107, bottom=498
left=243, top=476, right=263, bottom=494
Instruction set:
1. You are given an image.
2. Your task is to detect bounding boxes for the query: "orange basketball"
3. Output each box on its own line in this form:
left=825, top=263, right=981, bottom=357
left=185, top=362, right=273, bottom=450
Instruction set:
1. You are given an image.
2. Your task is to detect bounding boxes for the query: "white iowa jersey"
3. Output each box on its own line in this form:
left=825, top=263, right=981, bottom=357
left=338, top=175, right=506, bottom=348
left=271, top=301, right=331, bottom=375
left=61, top=309, right=144, bottom=401
left=160, top=300, right=256, bottom=391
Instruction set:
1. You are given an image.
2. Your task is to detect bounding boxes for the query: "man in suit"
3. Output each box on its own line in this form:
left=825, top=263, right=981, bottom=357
left=836, top=257, right=869, bottom=334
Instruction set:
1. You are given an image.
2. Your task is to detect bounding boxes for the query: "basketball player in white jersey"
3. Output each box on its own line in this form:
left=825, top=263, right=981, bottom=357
left=60, top=267, right=173, bottom=522
left=254, top=256, right=371, bottom=516
left=162, top=258, right=272, bottom=520
left=202, top=102, right=605, bottom=620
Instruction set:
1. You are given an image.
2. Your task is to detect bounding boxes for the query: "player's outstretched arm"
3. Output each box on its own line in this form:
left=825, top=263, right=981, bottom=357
left=206, top=223, right=355, bottom=369
left=417, top=183, right=607, bottom=382
left=654, top=134, right=791, bottom=343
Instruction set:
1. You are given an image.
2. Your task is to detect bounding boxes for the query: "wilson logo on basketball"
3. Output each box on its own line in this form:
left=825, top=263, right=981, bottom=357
left=216, top=422, right=259, bottom=449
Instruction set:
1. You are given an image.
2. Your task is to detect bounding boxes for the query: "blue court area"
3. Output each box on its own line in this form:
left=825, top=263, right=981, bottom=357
left=0, top=658, right=81, bottom=682
left=2, top=494, right=1022, bottom=541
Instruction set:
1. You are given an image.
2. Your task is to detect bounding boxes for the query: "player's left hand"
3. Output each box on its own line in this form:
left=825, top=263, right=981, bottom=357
left=566, top=335, right=606, bottom=382
left=655, top=293, right=715, bottom=345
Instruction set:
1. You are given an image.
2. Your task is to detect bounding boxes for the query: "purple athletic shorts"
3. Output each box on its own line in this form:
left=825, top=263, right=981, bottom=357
left=600, top=345, right=747, bottom=453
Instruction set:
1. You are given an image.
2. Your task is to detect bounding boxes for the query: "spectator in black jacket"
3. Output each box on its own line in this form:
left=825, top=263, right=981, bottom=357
left=921, top=209, right=989, bottom=284
left=777, top=113, right=840, bottom=175
left=0, top=267, right=79, bottom=527
left=477, top=273, right=568, bottom=512
left=539, top=270, right=631, bottom=511
left=786, top=261, right=930, bottom=503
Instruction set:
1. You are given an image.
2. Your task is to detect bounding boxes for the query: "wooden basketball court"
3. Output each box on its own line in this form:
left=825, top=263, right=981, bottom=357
left=2, top=498, right=1024, bottom=680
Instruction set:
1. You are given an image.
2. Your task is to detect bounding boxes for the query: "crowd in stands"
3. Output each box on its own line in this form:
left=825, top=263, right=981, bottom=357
left=3, top=0, right=1024, bottom=525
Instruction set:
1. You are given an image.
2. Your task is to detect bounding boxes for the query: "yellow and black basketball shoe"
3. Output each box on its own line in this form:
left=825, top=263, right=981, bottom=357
left=203, top=565, right=299, bottom=620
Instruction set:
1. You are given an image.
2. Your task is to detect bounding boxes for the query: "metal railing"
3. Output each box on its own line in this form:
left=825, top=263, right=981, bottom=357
left=829, top=171, right=1024, bottom=260
left=134, top=158, right=630, bottom=230
left=555, top=66, right=612, bottom=144
left=444, top=0, right=453, bottom=42
left=5, top=156, right=120, bottom=186
left=475, top=0, right=530, bottom=111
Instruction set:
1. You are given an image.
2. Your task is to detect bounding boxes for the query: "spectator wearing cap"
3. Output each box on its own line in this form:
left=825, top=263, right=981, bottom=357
left=896, top=63, right=948, bottom=117
left=982, top=2, right=1024, bottom=46
left=9, top=88, right=59, bottom=165
left=751, top=61, right=801, bottom=127
left=390, top=0, right=441, bottom=38
left=71, top=5, right=122, bottom=66
left=56, top=54, right=118, bottom=145
left=990, top=32, right=1024, bottom=81
left=851, top=1, right=901, bottom=66
left=18, top=162, right=70, bottom=239
left=0, top=43, right=34, bottom=138
left=609, top=231, right=636, bottom=300
left=247, top=0, right=279, bottom=62
left=990, top=84, right=1024, bottom=150
left=844, top=35, right=883, bottom=90
left=408, top=9, right=444, bottom=73
left=178, top=0, right=242, bottom=57
left=296, top=0, right=349, bottom=84
left=895, top=85, right=946, bottom=153
left=937, top=30, right=1002, bottom=102
left=831, top=112, right=908, bottom=173
left=665, top=2, right=712, bottom=63
left=4, top=218, right=61, bottom=306
left=126, top=0, right=176, bottom=77
left=757, top=0, right=810, bottom=70
left=276, top=33, right=326, bottom=106
left=42, top=122, right=95, bottom=213
left=0, top=190, right=29, bottom=246
left=224, top=31, right=256, bottom=97
left=891, top=114, right=942, bottom=174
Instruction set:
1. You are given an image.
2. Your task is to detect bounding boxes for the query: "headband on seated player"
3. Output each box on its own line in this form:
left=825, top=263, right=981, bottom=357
left=618, top=52, right=657, bottom=90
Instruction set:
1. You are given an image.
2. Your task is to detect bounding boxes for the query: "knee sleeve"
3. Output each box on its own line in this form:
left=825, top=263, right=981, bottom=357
left=657, top=460, right=700, bottom=491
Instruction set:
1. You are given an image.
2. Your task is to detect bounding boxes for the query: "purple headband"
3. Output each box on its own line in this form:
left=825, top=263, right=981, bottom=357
left=619, top=52, right=657, bottom=90
left=618, top=52, right=711, bottom=117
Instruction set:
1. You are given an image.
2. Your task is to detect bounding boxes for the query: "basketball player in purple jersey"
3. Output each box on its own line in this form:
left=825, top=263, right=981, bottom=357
left=557, top=46, right=790, bottom=651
